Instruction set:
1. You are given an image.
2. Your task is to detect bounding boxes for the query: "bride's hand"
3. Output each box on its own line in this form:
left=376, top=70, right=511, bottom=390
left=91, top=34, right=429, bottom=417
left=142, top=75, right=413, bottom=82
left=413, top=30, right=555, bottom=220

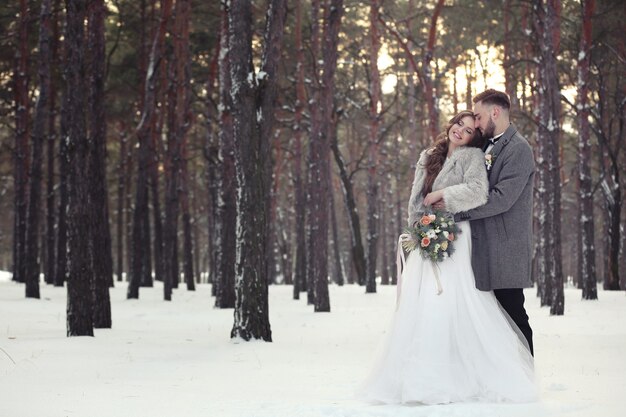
left=423, top=190, right=443, bottom=207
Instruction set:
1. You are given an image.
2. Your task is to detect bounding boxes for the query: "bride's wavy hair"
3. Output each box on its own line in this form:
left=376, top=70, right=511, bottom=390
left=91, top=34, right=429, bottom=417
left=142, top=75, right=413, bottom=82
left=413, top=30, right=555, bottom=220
left=421, top=110, right=484, bottom=197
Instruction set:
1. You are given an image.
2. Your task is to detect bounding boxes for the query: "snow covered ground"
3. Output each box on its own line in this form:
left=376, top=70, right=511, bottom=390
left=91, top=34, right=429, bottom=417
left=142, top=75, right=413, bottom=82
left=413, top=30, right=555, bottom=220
left=1, top=270, right=624, bottom=417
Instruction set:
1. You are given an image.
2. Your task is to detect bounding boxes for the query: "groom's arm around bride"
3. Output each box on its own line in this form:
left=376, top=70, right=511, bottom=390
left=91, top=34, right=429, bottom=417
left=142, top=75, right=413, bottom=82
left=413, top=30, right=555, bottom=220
left=436, top=89, right=536, bottom=356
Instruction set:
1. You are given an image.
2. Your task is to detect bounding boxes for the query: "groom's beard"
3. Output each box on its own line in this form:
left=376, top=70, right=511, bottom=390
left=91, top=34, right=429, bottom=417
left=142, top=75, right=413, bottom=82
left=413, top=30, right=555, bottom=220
left=482, top=117, right=496, bottom=138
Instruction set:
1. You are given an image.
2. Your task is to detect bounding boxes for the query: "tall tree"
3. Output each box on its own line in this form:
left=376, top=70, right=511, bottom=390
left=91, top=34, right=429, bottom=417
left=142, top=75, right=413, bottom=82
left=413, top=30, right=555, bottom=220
left=309, top=0, right=344, bottom=311
left=45, top=0, right=60, bottom=286
left=292, top=0, right=307, bottom=300
left=534, top=0, right=564, bottom=315
left=422, top=0, right=444, bottom=143
left=13, top=0, right=30, bottom=284
left=55, top=79, right=69, bottom=288
left=65, top=0, right=93, bottom=336
left=130, top=0, right=173, bottom=299
left=365, top=0, right=382, bottom=294
left=174, top=0, right=195, bottom=291
left=577, top=0, right=597, bottom=300
left=25, top=0, right=54, bottom=298
left=215, top=0, right=236, bottom=308
left=116, top=126, right=127, bottom=282
left=229, top=0, right=287, bottom=341
left=88, top=0, right=112, bottom=328
left=306, top=0, right=322, bottom=305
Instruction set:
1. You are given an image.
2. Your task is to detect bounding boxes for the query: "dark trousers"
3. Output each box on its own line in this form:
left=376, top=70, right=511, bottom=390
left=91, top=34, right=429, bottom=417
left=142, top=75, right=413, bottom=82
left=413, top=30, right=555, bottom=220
left=494, top=288, right=534, bottom=356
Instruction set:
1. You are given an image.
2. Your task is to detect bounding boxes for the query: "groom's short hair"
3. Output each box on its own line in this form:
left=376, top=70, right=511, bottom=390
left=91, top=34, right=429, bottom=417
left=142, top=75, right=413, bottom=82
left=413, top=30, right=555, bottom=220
left=473, top=89, right=511, bottom=110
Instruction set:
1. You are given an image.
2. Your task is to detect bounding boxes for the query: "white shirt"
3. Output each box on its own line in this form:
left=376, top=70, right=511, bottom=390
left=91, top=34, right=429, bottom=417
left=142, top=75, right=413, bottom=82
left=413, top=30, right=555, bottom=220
left=485, top=132, right=505, bottom=154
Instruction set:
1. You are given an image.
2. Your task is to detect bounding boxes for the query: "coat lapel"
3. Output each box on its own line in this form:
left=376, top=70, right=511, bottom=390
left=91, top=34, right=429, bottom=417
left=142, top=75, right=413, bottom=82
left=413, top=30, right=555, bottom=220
left=489, top=123, right=517, bottom=157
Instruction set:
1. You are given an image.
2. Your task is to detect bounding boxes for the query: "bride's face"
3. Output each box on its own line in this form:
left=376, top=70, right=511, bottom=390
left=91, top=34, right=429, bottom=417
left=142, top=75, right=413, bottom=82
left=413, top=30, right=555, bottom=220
left=448, top=115, right=476, bottom=147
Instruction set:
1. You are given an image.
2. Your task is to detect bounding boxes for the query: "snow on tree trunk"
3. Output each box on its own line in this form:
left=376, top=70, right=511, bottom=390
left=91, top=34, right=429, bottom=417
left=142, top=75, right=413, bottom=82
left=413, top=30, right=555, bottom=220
left=577, top=0, right=597, bottom=300
left=215, top=1, right=236, bottom=308
left=229, top=0, right=287, bottom=341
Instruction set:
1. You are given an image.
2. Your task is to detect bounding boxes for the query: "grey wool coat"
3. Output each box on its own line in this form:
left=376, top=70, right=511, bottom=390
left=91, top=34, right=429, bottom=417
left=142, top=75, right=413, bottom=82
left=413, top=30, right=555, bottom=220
left=456, top=124, right=535, bottom=291
left=407, top=146, right=489, bottom=228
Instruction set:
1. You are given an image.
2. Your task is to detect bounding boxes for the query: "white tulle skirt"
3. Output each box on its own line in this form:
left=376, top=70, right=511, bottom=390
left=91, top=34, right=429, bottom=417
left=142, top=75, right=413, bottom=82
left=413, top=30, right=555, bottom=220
left=357, top=221, right=538, bottom=405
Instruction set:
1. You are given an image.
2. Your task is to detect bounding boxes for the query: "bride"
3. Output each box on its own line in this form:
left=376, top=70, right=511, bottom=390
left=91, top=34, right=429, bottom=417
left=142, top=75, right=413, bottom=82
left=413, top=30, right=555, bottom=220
left=357, top=110, right=537, bottom=405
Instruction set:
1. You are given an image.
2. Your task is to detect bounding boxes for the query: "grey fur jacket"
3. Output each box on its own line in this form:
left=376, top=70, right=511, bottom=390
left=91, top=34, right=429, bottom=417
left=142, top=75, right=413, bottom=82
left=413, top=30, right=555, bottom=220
left=407, top=146, right=488, bottom=227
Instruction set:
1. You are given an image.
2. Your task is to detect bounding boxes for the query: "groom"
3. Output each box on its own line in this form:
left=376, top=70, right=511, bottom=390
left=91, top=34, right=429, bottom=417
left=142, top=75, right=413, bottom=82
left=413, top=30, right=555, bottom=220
left=435, top=89, right=535, bottom=356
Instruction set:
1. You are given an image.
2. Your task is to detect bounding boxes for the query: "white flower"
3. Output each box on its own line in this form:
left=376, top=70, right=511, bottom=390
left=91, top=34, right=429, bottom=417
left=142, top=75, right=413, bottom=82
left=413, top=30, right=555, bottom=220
left=443, top=231, right=449, bottom=239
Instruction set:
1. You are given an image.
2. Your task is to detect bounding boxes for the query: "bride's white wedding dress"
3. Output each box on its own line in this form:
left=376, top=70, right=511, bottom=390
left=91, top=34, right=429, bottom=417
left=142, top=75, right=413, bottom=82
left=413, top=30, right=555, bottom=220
left=357, top=221, right=538, bottom=405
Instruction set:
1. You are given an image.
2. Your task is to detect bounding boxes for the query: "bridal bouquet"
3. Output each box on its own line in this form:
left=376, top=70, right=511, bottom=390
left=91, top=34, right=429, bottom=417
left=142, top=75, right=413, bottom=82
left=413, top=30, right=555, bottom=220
left=401, top=211, right=461, bottom=262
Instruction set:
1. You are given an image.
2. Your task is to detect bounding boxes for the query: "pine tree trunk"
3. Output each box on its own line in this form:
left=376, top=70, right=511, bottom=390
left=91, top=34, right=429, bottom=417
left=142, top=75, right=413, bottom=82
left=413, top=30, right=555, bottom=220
left=65, top=0, right=93, bottom=337
left=13, top=0, right=30, bottom=284
left=503, top=0, right=518, bottom=111
left=116, top=126, right=127, bottom=282
left=148, top=127, right=164, bottom=285
left=309, top=0, right=343, bottom=311
left=88, top=0, right=112, bottom=328
left=177, top=0, right=194, bottom=291
left=203, top=19, right=220, bottom=289
left=292, top=0, right=307, bottom=300
left=130, top=0, right=173, bottom=299
left=329, top=168, right=344, bottom=286
left=305, top=0, right=322, bottom=305
left=423, top=0, right=444, bottom=143
left=229, top=0, right=287, bottom=341
left=55, top=84, right=69, bottom=288
left=365, top=0, right=382, bottom=294
left=379, top=195, right=389, bottom=285
left=534, top=0, right=564, bottom=315
left=25, top=0, right=54, bottom=298
left=163, top=34, right=180, bottom=299
left=215, top=2, right=236, bottom=308
left=330, top=137, right=366, bottom=286
left=577, top=0, right=597, bottom=300
left=124, top=142, right=133, bottom=283
left=45, top=0, right=60, bottom=286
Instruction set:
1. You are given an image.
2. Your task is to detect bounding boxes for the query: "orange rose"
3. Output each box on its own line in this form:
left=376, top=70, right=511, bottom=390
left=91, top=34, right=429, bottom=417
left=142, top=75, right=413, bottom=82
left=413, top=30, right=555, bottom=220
left=421, top=237, right=431, bottom=247
left=447, top=233, right=455, bottom=241
left=420, top=215, right=432, bottom=226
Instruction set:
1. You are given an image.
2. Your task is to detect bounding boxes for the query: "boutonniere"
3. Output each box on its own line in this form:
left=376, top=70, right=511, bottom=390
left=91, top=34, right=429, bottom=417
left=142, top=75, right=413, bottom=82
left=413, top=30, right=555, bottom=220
left=485, top=153, right=497, bottom=171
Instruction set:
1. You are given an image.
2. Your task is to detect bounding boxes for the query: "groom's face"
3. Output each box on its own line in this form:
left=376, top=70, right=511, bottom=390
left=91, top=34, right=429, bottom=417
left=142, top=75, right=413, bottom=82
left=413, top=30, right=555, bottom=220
left=473, top=102, right=496, bottom=138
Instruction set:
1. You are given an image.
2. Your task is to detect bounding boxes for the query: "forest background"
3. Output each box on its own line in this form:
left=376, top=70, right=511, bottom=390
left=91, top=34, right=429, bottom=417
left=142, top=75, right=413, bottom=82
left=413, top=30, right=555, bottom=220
left=0, top=0, right=624, bottom=339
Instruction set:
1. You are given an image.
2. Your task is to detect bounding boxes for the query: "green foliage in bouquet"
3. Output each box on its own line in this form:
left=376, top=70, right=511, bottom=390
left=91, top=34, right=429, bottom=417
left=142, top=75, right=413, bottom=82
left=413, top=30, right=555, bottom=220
left=402, top=210, right=462, bottom=262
